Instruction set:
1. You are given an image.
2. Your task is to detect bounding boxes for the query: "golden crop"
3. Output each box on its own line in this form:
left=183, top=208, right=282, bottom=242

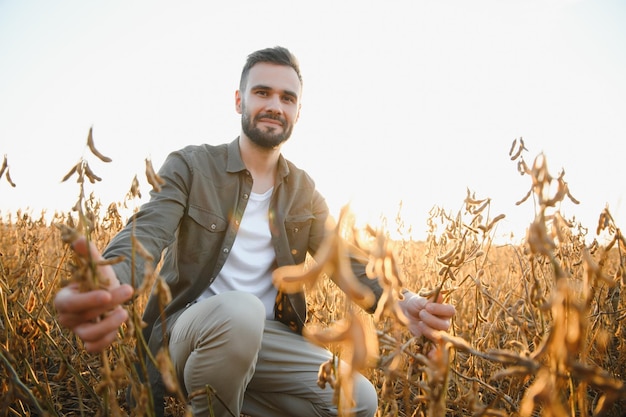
left=1, top=133, right=624, bottom=416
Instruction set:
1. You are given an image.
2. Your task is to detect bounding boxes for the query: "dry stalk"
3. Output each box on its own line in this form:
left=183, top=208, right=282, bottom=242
left=2, top=135, right=626, bottom=416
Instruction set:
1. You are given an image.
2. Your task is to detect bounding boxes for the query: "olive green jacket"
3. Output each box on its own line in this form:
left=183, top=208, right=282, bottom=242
left=103, top=137, right=382, bottom=412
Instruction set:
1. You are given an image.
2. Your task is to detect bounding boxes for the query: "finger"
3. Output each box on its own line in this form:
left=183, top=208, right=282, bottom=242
left=55, top=284, right=133, bottom=329
left=70, top=235, right=102, bottom=256
left=55, top=285, right=113, bottom=328
left=419, top=309, right=452, bottom=332
left=84, top=331, right=120, bottom=353
left=425, top=302, right=456, bottom=319
left=416, top=321, right=443, bottom=342
left=55, top=284, right=111, bottom=312
left=70, top=237, right=119, bottom=289
left=74, top=306, right=128, bottom=347
left=110, top=284, right=134, bottom=305
left=404, top=294, right=428, bottom=318
left=74, top=285, right=133, bottom=321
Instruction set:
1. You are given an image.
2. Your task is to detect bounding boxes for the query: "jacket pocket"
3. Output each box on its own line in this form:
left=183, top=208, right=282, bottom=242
left=187, top=205, right=228, bottom=233
left=179, top=206, right=228, bottom=261
left=285, top=214, right=314, bottom=263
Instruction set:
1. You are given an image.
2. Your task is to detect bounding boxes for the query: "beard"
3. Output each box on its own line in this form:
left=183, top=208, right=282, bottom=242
left=241, top=105, right=293, bottom=149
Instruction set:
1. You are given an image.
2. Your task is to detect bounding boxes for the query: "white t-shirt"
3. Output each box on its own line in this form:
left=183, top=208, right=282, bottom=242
left=197, top=187, right=277, bottom=319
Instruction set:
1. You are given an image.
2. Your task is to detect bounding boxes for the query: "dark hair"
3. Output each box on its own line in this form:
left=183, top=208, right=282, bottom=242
left=239, top=46, right=302, bottom=91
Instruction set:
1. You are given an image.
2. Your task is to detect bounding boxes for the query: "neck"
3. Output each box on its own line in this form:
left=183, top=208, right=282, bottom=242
left=239, top=135, right=279, bottom=193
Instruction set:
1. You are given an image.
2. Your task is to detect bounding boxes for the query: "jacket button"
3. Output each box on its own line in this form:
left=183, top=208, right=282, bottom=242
left=210, top=223, right=217, bottom=230
left=222, top=248, right=229, bottom=254
left=243, top=193, right=249, bottom=200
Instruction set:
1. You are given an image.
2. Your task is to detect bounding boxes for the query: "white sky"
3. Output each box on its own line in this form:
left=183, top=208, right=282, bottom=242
left=1, top=0, right=624, bottom=242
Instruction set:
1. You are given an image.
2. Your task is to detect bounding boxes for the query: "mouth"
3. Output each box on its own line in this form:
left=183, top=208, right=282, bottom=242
left=259, top=119, right=283, bottom=128
left=256, top=114, right=285, bottom=128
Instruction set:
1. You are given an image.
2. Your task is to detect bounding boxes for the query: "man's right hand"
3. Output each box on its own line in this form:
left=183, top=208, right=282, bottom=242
left=54, top=237, right=134, bottom=353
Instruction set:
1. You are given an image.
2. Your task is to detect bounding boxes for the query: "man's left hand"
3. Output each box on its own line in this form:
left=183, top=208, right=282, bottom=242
left=399, top=290, right=456, bottom=341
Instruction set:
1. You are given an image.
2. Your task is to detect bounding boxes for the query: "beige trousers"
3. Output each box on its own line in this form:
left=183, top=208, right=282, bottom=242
left=169, top=291, right=378, bottom=417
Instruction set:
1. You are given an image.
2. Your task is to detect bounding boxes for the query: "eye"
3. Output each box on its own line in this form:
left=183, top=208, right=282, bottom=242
left=282, top=95, right=296, bottom=104
left=255, top=90, right=269, bottom=97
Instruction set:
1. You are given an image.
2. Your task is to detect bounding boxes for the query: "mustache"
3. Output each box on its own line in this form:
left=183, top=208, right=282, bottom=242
left=255, top=113, right=286, bottom=126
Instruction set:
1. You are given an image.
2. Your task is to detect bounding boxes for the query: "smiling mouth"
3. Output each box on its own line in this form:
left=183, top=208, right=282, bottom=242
left=256, top=114, right=285, bottom=128
left=259, top=119, right=283, bottom=127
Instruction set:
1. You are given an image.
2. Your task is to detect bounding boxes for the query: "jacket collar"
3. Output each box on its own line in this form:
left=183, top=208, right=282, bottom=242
left=227, top=137, right=291, bottom=182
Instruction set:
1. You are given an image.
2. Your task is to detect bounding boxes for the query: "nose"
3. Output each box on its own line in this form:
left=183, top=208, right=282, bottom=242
left=265, top=94, right=283, bottom=114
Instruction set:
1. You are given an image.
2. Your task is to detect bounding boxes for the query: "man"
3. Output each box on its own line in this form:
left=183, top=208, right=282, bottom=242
left=54, top=46, right=456, bottom=417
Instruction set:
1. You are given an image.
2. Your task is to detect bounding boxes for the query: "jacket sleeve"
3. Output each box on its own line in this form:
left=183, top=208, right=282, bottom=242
left=104, top=151, right=191, bottom=287
left=349, top=243, right=383, bottom=314
left=310, top=190, right=383, bottom=314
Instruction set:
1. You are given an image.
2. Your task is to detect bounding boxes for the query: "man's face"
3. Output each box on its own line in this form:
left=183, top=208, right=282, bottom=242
left=237, top=63, right=302, bottom=149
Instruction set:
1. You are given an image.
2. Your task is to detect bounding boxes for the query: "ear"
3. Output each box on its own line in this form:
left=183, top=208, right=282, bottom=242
left=235, top=90, right=242, bottom=114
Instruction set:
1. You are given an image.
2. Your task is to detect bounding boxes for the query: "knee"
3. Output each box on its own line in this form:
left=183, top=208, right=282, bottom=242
left=199, top=292, right=266, bottom=357
left=352, top=374, right=378, bottom=417
left=214, top=291, right=266, bottom=331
